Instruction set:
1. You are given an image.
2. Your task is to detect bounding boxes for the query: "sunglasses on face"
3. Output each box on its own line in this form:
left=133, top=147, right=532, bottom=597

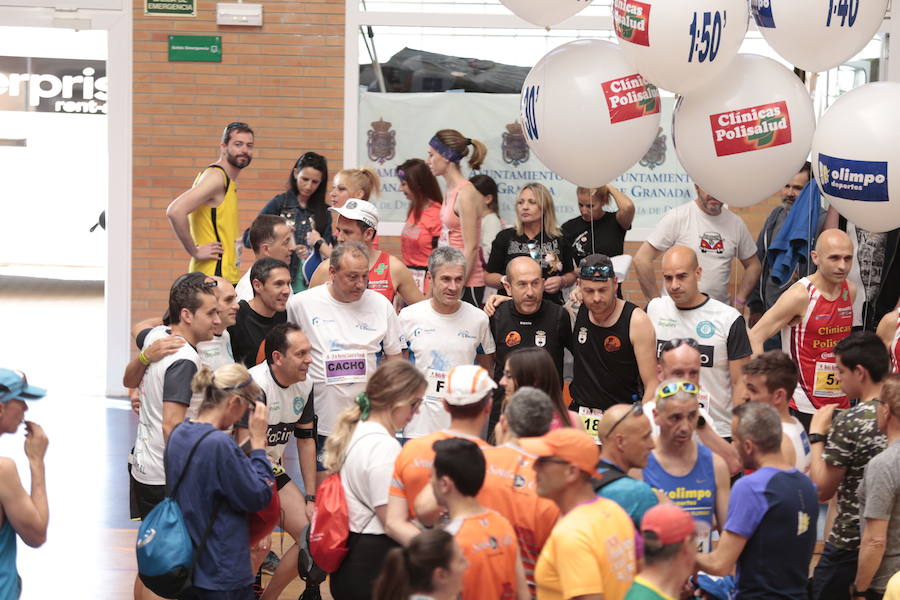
left=657, top=381, right=699, bottom=400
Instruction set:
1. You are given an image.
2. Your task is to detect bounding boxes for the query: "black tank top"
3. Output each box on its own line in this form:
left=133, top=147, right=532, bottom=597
left=570, top=301, right=643, bottom=410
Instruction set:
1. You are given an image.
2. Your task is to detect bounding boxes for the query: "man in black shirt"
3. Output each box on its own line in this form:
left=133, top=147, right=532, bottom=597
left=561, top=185, right=635, bottom=265
left=229, top=257, right=290, bottom=367
left=569, top=254, right=658, bottom=441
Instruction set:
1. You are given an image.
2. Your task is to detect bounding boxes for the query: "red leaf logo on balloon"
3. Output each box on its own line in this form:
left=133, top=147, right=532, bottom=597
left=602, top=74, right=660, bottom=124
left=709, top=101, right=793, bottom=157
left=613, top=0, right=651, bottom=46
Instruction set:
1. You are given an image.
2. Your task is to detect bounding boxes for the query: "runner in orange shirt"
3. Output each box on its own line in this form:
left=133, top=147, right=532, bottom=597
left=385, top=364, right=496, bottom=545
left=483, top=386, right=560, bottom=595
left=432, top=437, right=530, bottom=600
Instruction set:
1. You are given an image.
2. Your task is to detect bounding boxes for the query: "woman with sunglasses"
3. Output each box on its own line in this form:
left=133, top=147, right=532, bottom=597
left=242, top=152, right=331, bottom=291
left=321, top=360, right=426, bottom=600
left=484, top=183, right=576, bottom=306
left=165, top=363, right=275, bottom=599
left=398, top=158, right=444, bottom=294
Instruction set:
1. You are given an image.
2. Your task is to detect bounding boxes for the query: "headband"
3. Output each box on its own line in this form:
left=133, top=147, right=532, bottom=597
left=429, top=135, right=464, bottom=164
left=396, top=168, right=407, bottom=181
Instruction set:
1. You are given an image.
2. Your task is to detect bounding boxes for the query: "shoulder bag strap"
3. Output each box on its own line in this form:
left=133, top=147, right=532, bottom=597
left=165, top=427, right=220, bottom=497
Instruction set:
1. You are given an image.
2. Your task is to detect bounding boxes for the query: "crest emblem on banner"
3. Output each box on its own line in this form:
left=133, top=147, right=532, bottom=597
left=367, top=118, right=396, bottom=164
left=639, top=127, right=666, bottom=170
left=502, top=122, right=529, bottom=166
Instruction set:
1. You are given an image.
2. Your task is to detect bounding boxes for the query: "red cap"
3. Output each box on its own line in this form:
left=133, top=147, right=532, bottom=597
left=526, top=428, right=599, bottom=476
left=640, top=504, right=696, bottom=545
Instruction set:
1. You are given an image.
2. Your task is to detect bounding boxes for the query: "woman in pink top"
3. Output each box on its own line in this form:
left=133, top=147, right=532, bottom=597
left=499, top=348, right=582, bottom=432
left=398, top=158, right=443, bottom=294
left=425, top=129, right=488, bottom=307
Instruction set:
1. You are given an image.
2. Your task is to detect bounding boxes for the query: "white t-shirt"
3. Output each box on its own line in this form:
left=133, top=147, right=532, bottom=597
left=646, top=201, right=757, bottom=303
left=286, top=285, right=403, bottom=435
left=249, top=362, right=314, bottom=467
left=783, top=417, right=812, bottom=475
left=399, top=300, right=496, bottom=438
left=235, top=270, right=254, bottom=303
left=646, top=295, right=752, bottom=437
left=133, top=336, right=201, bottom=485
left=197, top=330, right=235, bottom=371
left=340, top=420, right=401, bottom=534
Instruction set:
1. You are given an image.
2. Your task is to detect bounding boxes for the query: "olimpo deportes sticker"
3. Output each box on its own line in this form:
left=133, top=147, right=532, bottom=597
left=818, top=154, right=889, bottom=202
left=601, top=74, right=660, bottom=124
left=709, top=101, right=791, bottom=157
left=613, top=0, right=651, bottom=46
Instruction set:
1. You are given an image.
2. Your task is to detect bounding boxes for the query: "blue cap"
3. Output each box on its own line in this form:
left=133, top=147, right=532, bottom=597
left=0, top=369, right=46, bottom=403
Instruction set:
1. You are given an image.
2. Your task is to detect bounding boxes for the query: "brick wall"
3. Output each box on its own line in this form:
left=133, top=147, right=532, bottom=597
left=131, top=0, right=345, bottom=324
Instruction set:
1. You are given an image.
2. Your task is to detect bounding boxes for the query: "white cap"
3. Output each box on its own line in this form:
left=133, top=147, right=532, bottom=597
left=329, top=199, right=379, bottom=230
left=442, top=364, right=497, bottom=406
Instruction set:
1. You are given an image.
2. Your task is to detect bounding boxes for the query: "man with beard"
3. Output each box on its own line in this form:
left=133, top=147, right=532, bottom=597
left=229, top=257, right=290, bottom=368
left=167, top=122, right=254, bottom=284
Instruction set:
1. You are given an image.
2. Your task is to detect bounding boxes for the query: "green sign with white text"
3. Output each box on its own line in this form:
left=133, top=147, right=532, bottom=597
left=146, top=0, right=195, bottom=16
left=168, top=35, right=222, bottom=62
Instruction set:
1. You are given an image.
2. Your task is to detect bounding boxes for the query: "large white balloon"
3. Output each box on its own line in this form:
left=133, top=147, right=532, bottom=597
left=520, top=39, right=661, bottom=188
left=500, top=0, right=592, bottom=28
left=812, top=82, right=900, bottom=233
left=613, top=0, right=748, bottom=95
left=751, top=0, right=888, bottom=73
left=673, top=54, right=815, bottom=208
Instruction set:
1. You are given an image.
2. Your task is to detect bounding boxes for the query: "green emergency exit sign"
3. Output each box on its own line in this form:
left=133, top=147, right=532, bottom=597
left=168, top=35, right=222, bottom=62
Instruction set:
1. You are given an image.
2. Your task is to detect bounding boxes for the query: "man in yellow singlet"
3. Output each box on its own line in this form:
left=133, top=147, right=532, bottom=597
left=167, top=122, right=254, bottom=284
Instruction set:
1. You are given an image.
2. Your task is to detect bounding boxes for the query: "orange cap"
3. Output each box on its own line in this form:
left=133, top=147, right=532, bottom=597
left=527, top=428, right=599, bottom=476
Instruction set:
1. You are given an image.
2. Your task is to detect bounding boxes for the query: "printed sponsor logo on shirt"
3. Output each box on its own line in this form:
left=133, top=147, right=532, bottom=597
left=578, top=327, right=588, bottom=344
left=657, top=317, right=679, bottom=328
left=699, top=232, right=724, bottom=254
left=750, top=0, right=775, bottom=28
left=695, top=320, right=716, bottom=339
left=505, top=330, right=522, bottom=347
left=412, top=327, right=436, bottom=337
left=356, top=322, right=376, bottom=332
left=293, top=396, right=304, bottom=414
left=613, top=0, right=651, bottom=46
left=817, top=154, right=889, bottom=202
left=601, top=74, right=660, bottom=125
left=535, top=330, right=547, bottom=347
left=458, top=330, right=477, bottom=340
left=604, top=335, right=622, bottom=352
left=311, top=316, right=335, bottom=326
left=709, top=101, right=792, bottom=157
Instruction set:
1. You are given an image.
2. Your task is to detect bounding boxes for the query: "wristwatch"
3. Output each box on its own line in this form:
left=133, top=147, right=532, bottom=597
left=808, top=433, right=828, bottom=445
left=305, top=494, right=316, bottom=503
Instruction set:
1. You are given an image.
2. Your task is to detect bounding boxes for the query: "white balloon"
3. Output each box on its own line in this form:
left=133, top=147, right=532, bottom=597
left=812, top=82, right=900, bottom=233
left=500, top=0, right=592, bottom=28
left=520, top=39, right=661, bottom=188
left=613, top=0, right=748, bottom=95
left=751, top=0, right=888, bottom=73
left=673, top=54, right=815, bottom=208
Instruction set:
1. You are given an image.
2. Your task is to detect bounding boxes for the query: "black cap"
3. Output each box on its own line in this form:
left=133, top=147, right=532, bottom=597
left=578, top=254, right=615, bottom=281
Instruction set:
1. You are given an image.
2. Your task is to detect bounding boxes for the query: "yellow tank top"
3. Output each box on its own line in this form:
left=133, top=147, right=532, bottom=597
left=188, top=165, right=241, bottom=283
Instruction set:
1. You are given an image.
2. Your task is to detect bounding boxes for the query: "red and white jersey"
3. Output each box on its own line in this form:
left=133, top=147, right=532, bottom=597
left=892, top=308, right=900, bottom=373
left=782, top=277, right=853, bottom=414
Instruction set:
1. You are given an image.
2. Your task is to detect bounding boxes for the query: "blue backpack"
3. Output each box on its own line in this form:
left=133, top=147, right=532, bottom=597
left=136, top=427, right=222, bottom=598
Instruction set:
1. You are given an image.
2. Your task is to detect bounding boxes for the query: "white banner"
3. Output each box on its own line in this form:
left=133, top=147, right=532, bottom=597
left=357, top=91, right=694, bottom=238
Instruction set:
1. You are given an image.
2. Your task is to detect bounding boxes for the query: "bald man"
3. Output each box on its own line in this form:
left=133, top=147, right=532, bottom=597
left=646, top=246, right=752, bottom=439
left=595, top=404, right=659, bottom=528
left=750, top=229, right=857, bottom=430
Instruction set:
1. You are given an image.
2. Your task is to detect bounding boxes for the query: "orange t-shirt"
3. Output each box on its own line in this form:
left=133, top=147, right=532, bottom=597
left=480, top=444, right=560, bottom=591
left=389, top=430, right=490, bottom=516
left=447, top=510, right=520, bottom=600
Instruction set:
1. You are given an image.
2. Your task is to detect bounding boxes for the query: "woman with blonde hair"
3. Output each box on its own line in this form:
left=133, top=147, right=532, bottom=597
left=426, top=128, right=489, bottom=307
left=323, top=360, right=427, bottom=600
left=165, top=362, right=275, bottom=598
left=484, top=182, right=576, bottom=305
left=308, top=166, right=382, bottom=258
left=372, top=529, right=467, bottom=600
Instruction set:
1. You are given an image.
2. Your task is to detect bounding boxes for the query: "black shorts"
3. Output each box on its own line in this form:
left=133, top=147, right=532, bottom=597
left=275, top=471, right=292, bottom=491
left=129, top=464, right=165, bottom=520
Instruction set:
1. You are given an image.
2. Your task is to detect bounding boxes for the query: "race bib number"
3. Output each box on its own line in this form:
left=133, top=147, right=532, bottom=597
left=813, top=361, right=842, bottom=397
left=579, top=406, right=604, bottom=444
left=425, top=368, right=448, bottom=402
left=325, top=351, right=367, bottom=385
left=697, top=391, right=711, bottom=412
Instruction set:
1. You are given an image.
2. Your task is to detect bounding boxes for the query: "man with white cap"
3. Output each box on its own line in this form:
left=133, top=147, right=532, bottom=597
left=308, top=199, right=424, bottom=306
left=531, top=427, right=637, bottom=600
left=624, top=504, right=698, bottom=600
left=0, top=369, right=49, bottom=597
left=385, top=364, right=496, bottom=546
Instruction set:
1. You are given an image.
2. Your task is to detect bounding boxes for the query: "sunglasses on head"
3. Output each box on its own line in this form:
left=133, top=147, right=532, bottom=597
left=579, top=264, right=614, bottom=281
left=225, top=121, right=250, bottom=131
left=656, top=381, right=699, bottom=400
left=606, top=401, right=644, bottom=437
left=660, top=338, right=699, bottom=353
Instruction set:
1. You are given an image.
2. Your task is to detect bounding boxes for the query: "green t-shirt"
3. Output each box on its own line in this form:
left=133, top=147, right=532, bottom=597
left=624, top=576, right=675, bottom=600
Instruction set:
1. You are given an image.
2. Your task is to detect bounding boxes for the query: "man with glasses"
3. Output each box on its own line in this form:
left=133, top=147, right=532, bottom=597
left=595, top=403, right=660, bottom=528
left=532, top=428, right=637, bottom=600
left=0, top=369, right=49, bottom=599
left=167, top=122, right=255, bottom=284
left=643, top=379, right=730, bottom=553
left=647, top=246, right=752, bottom=440
left=569, top=254, right=658, bottom=440
left=697, top=403, right=818, bottom=600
